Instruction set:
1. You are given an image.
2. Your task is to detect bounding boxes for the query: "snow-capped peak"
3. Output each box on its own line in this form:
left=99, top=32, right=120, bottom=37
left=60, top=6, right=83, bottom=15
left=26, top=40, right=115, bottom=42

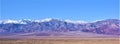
left=0, top=18, right=88, bottom=24
left=0, top=20, right=19, bottom=24
left=65, top=19, right=87, bottom=24
left=41, top=18, right=52, bottom=22
left=0, top=19, right=28, bottom=24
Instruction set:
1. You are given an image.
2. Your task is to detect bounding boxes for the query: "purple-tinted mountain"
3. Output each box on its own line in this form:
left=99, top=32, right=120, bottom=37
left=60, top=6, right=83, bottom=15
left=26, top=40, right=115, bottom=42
left=0, top=19, right=119, bottom=35
left=82, top=19, right=120, bottom=35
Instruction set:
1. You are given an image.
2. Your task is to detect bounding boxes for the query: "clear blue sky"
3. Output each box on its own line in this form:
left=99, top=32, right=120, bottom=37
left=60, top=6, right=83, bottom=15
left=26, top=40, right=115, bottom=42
left=0, top=0, right=119, bottom=21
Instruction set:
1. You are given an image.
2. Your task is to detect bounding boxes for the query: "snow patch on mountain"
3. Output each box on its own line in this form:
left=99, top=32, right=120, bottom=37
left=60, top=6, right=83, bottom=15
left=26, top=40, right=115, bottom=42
left=0, top=20, right=19, bottom=24
left=41, top=18, right=52, bottom=22
left=0, top=18, right=88, bottom=24
left=0, top=19, right=27, bottom=24
left=65, top=19, right=87, bottom=24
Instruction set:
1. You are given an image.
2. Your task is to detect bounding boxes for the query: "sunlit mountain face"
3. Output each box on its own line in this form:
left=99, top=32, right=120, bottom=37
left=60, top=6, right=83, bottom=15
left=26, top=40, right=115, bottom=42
left=0, top=19, right=119, bottom=36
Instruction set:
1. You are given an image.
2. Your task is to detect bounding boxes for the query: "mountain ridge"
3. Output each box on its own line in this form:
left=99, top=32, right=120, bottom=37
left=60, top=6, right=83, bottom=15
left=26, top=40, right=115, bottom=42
left=0, top=19, right=119, bottom=35
left=0, top=18, right=87, bottom=24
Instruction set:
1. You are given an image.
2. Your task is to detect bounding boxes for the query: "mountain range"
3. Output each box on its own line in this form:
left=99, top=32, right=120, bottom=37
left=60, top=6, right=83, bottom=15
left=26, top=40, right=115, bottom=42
left=0, top=18, right=119, bottom=36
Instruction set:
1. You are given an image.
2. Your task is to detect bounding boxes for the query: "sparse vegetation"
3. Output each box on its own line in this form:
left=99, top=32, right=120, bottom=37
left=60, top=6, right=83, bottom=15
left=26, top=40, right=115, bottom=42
left=0, top=38, right=119, bottom=44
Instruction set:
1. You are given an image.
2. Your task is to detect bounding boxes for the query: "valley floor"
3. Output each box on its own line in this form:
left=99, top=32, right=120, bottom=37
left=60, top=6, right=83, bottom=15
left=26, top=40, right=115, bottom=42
left=0, top=37, right=119, bottom=44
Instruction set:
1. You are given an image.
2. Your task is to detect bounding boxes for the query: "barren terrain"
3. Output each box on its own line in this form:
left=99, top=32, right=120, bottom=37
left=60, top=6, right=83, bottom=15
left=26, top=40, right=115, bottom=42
left=0, top=37, right=119, bottom=44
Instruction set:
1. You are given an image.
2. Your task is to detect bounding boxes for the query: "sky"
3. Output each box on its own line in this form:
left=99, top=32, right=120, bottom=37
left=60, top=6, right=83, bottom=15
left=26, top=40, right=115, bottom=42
left=0, top=0, right=119, bottom=22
